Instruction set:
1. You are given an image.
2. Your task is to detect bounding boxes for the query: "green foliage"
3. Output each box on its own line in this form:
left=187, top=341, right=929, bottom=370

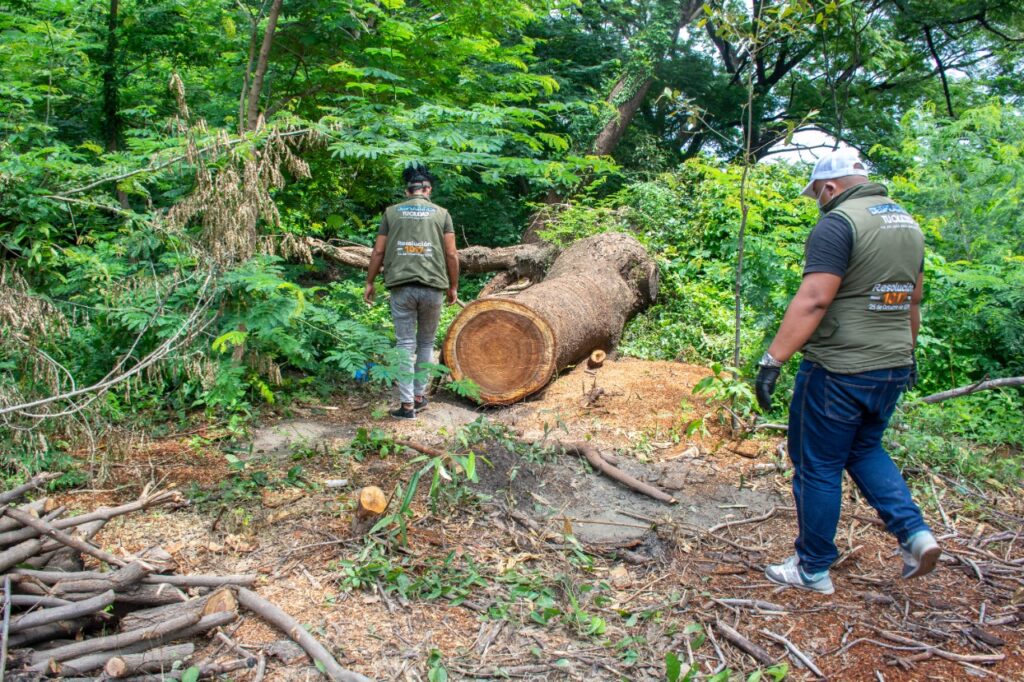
left=336, top=543, right=487, bottom=606
left=693, top=363, right=759, bottom=420
left=345, top=428, right=399, bottom=462
left=426, top=650, right=448, bottom=682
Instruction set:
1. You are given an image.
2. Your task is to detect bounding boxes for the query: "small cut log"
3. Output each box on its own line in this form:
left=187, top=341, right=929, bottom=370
left=103, top=644, right=196, bottom=678
left=587, top=349, right=607, bottom=369
left=118, top=587, right=236, bottom=633
left=28, top=611, right=201, bottom=668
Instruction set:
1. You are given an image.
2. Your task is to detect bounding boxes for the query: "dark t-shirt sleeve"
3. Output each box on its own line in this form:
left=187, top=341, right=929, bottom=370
left=377, top=212, right=390, bottom=237
left=804, top=213, right=854, bottom=277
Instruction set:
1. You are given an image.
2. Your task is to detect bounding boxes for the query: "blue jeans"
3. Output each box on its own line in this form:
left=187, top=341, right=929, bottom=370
left=787, top=360, right=929, bottom=573
left=390, top=285, right=444, bottom=405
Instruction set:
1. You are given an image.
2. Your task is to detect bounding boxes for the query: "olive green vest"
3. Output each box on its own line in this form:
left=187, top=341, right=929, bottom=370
left=803, top=183, right=924, bottom=373
left=379, top=197, right=452, bottom=290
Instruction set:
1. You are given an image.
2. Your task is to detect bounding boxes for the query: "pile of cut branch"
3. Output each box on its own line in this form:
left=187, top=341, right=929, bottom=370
left=0, top=474, right=371, bottom=682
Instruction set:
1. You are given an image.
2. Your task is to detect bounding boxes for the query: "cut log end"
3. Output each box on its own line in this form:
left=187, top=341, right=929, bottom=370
left=587, top=350, right=607, bottom=369
left=443, top=232, right=655, bottom=405
left=201, top=587, right=238, bottom=617
left=351, top=486, right=388, bottom=535
left=442, top=298, right=557, bottom=405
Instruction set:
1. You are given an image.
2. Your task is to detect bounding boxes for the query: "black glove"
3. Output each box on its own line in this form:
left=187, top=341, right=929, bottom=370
left=906, top=356, right=918, bottom=391
left=755, top=364, right=781, bottom=412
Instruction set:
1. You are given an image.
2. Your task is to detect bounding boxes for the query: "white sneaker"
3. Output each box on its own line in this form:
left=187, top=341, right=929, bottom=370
left=765, top=555, right=835, bottom=594
left=901, top=530, right=941, bottom=579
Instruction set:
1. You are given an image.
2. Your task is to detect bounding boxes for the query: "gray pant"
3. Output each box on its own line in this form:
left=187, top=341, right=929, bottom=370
left=389, top=285, right=443, bottom=405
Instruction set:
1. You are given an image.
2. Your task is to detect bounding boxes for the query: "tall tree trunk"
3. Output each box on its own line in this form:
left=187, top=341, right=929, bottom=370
left=238, top=6, right=262, bottom=134
left=519, top=0, right=703, bottom=244
left=591, top=76, right=655, bottom=156
left=245, top=0, right=283, bottom=131
left=102, top=0, right=130, bottom=209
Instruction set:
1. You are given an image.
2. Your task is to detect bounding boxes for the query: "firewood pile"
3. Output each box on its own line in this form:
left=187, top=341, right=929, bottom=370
left=0, top=474, right=372, bottom=682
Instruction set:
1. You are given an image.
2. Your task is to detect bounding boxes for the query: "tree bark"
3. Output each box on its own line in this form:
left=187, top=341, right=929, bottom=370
left=245, top=0, right=284, bottom=131
left=103, top=643, right=195, bottom=677
left=0, top=499, right=52, bottom=534
left=442, top=232, right=658, bottom=404
left=118, top=587, right=236, bottom=633
left=591, top=76, right=655, bottom=157
left=8, top=590, right=115, bottom=634
left=5, top=617, right=89, bottom=649
left=102, top=0, right=131, bottom=208
left=28, top=611, right=200, bottom=668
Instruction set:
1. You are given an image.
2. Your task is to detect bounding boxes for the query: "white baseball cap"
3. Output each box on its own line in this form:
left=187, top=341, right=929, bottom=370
left=800, top=148, right=869, bottom=197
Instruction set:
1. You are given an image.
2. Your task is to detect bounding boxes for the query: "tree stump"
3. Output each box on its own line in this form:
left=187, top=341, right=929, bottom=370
left=351, top=486, right=388, bottom=535
left=443, top=232, right=657, bottom=404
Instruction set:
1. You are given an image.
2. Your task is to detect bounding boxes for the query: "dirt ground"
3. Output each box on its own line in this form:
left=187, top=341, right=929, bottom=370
left=59, top=359, right=1023, bottom=681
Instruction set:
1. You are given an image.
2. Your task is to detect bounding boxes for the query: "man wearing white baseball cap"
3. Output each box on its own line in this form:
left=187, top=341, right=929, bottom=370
left=754, top=149, right=939, bottom=594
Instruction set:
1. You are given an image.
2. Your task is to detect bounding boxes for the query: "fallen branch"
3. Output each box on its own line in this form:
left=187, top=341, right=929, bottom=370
left=306, top=237, right=555, bottom=276
left=5, top=617, right=89, bottom=649
left=0, top=489, right=182, bottom=547
left=762, top=629, right=825, bottom=678
left=395, top=440, right=446, bottom=458
left=2, top=507, right=129, bottom=568
left=708, top=507, right=784, bottom=533
left=0, top=498, right=53, bottom=534
left=920, top=376, right=1024, bottom=404
left=714, top=620, right=776, bottom=666
left=557, top=441, right=677, bottom=505
left=8, top=594, right=72, bottom=608
left=0, top=473, right=61, bottom=505
left=34, top=517, right=103, bottom=573
left=58, top=656, right=256, bottom=682
left=237, top=587, right=372, bottom=682
left=8, top=589, right=115, bottom=634
left=9, top=568, right=254, bottom=588
left=48, top=560, right=151, bottom=594
left=714, top=598, right=786, bottom=612
left=876, top=628, right=1006, bottom=664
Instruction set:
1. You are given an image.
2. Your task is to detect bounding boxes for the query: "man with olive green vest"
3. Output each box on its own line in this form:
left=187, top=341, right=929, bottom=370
left=364, top=166, right=459, bottom=420
left=755, top=150, right=940, bottom=595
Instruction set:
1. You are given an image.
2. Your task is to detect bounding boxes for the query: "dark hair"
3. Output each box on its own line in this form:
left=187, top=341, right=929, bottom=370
left=402, top=164, right=435, bottom=191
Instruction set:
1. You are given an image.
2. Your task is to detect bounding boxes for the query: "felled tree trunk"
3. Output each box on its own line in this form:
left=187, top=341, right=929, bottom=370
left=442, top=232, right=657, bottom=404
